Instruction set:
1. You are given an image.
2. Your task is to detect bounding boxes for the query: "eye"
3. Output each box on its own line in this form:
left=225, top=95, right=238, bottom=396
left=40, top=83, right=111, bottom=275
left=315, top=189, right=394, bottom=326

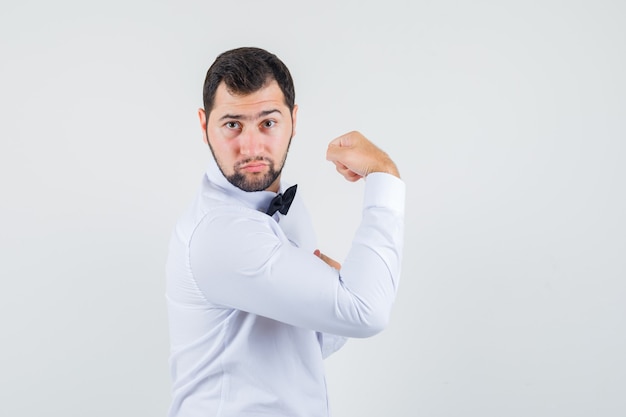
left=262, top=120, right=276, bottom=129
left=225, top=121, right=240, bottom=129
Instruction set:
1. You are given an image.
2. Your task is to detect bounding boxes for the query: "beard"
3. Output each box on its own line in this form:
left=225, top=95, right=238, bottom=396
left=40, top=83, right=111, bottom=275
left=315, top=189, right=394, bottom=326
left=206, top=134, right=292, bottom=192
left=226, top=156, right=282, bottom=192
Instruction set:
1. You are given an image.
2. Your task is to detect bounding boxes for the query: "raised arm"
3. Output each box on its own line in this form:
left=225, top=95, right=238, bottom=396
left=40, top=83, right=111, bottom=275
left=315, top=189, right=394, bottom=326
left=188, top=132, right=405, bottom=338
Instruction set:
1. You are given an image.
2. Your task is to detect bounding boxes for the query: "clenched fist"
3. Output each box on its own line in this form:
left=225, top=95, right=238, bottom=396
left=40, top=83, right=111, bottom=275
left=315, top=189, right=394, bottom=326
left=325, top=131, right=400, bottom=182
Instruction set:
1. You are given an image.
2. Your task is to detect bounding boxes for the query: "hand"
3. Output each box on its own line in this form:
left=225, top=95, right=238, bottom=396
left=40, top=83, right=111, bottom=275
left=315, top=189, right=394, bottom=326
left=325, top=131, right=400, bottom=182
left=314, top=249, right=341, bottom=270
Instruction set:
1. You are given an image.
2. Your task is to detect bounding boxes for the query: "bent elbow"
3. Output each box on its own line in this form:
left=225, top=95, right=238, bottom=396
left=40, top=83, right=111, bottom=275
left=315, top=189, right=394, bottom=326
left=335, top=288, right=395, bottom=338
left=351, top=309, right=391, bottom=338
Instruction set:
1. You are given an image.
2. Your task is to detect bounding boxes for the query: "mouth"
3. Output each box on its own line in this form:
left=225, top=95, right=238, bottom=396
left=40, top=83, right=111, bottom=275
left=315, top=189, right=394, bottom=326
left=237, top=159, right=270, bottom=173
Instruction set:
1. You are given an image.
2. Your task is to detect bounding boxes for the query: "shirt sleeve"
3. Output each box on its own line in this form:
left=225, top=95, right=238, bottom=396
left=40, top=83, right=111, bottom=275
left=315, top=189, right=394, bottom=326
left=317, top=332, right=348, bottom=359
left=188, top=173, right=405, bottom=338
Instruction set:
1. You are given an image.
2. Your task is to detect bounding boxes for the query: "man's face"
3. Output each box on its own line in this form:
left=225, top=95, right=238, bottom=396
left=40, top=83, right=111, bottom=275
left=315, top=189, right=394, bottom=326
left=199, top=80, right=298, bottom=193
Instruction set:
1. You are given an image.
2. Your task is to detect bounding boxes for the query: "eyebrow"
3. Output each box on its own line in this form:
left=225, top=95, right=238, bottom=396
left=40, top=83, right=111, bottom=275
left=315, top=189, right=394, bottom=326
left=219, top=109, right=283, bottom=121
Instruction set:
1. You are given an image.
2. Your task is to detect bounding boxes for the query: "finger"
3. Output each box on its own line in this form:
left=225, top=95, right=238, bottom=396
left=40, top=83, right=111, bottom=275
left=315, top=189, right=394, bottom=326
left=314, top=249, right=342, bottom=269
left=345, top=171, right=363, bottom=182
left=326, top=142, right=344, bottom=162
left=327, top=131, right=356, bottom=148
left=333, top=161, right=348, bottom=170
left=334, top=161, right=349, bottom=174
left=334, top=161, right=363, bottom=181
left=326, top=132, right=360, bottom=163
left=320, top=253, right=341, bottom=270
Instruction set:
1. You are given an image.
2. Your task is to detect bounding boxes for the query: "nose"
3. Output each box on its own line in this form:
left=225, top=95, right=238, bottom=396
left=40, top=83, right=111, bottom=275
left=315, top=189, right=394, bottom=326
left=239, top=128, right=263, bottom=156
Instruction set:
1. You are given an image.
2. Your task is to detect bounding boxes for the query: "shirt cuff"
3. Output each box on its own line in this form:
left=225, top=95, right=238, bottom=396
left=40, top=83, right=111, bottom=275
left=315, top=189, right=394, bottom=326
left=363, top=172, right=406, bottom=213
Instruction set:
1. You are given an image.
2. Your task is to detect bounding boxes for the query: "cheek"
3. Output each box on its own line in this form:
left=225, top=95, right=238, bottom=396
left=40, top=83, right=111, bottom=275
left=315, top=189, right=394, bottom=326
left=208, top=129, right=234, bottom=150
left=214, top=142, right=239, bottom=160
left=270, top=129, right=292, bottom=147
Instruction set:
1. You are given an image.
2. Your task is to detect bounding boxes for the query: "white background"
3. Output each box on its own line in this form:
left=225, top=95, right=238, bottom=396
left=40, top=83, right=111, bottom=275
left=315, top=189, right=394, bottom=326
left=1, top=1, right=625, bottom=416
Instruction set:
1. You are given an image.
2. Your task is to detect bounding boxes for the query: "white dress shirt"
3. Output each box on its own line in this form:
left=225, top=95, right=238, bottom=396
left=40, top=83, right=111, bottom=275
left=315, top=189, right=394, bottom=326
left=166, top=157, right=405, bottom=417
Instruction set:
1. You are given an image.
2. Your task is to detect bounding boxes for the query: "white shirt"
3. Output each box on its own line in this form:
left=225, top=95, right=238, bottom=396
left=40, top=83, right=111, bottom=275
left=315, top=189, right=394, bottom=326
left=166, top=157, right=405, bottom=417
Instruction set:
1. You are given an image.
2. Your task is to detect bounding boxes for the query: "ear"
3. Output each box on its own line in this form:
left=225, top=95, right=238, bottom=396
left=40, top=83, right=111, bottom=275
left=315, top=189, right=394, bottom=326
left=291, top=104, right=299, bottom=137
left=198, top=108, right=208, bottom=145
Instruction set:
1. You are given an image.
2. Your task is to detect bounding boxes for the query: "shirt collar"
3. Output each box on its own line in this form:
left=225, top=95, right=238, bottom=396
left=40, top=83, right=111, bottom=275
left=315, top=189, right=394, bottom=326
left=205, top=156, right=289, bottom=213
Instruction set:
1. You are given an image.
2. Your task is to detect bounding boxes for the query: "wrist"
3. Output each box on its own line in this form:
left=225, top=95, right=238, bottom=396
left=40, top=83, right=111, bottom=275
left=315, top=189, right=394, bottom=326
left=370, top=157, right=400, bottom=179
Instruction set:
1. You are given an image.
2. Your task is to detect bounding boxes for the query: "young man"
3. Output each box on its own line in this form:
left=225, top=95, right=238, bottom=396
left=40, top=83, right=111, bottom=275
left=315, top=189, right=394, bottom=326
left=166, top=47, right=405, bottom=417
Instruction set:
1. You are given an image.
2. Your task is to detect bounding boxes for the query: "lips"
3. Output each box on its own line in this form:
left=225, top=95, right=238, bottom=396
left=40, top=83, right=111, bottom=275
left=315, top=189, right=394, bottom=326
left=239, top=161, right=268, bottom=173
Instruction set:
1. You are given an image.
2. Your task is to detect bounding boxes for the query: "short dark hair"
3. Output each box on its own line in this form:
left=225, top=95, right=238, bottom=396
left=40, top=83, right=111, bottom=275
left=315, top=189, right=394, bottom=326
left=202, top=47, right=295, bottom=116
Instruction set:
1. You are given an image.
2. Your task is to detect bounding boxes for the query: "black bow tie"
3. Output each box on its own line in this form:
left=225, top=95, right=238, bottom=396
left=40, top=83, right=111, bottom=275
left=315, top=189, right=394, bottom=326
left=265, top=184, right=298, bottom=216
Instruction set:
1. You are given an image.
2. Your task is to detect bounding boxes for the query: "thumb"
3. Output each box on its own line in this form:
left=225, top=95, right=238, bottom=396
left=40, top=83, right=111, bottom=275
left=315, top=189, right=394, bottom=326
left=326, top=142, right=347, bottom=163
left=326, top=133, right=356, bottom=163
left=328, top=132, right=355, bottom=148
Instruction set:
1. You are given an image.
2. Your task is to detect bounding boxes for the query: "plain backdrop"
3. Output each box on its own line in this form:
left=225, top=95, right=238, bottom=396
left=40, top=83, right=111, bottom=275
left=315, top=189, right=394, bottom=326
left=1, top=1, right=625, bottom=416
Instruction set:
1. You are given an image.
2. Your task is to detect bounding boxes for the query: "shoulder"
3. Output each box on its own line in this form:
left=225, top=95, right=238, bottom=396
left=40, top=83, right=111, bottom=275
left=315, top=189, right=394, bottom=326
left=193, top=204, right=274, bottom=237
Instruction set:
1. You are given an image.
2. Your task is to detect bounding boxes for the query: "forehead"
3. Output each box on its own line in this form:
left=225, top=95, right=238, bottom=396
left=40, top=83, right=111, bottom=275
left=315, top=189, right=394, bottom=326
left=210, top=80, right=288, bottom=119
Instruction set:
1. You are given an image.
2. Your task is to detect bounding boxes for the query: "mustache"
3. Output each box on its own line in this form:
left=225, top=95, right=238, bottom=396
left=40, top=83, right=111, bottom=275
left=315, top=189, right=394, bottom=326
left=234, top=156, right=274, bottom=169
